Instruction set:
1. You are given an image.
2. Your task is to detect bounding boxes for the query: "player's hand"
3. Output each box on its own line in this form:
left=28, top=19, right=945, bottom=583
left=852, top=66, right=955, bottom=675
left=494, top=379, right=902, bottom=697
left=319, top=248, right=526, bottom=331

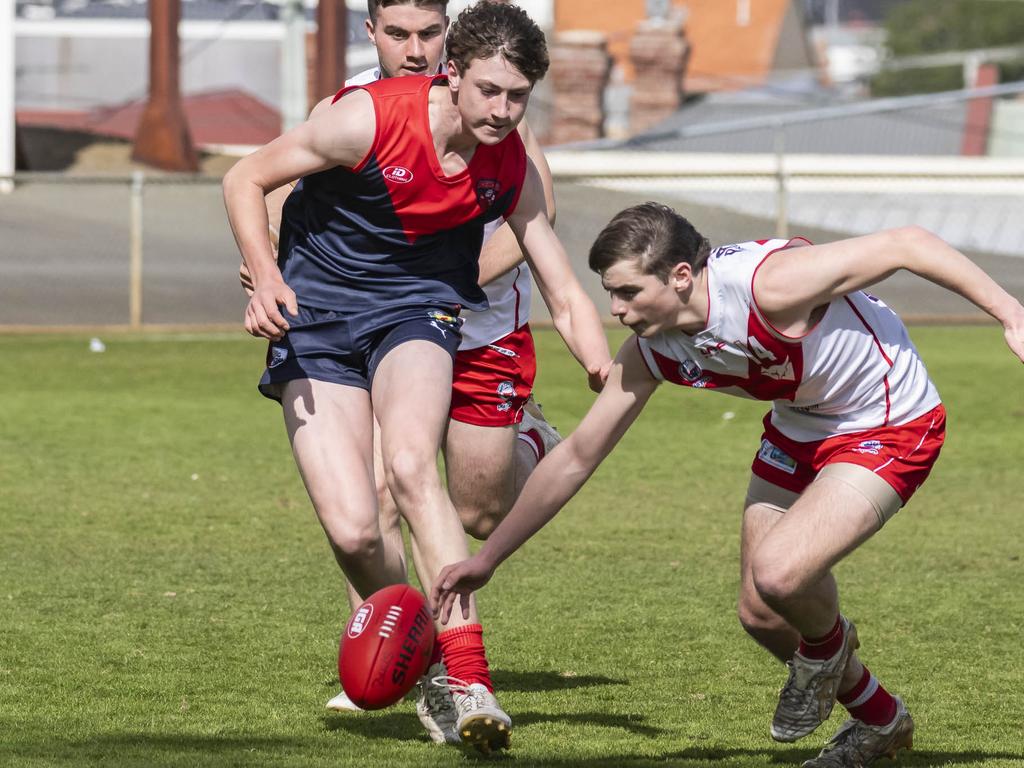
left=239, top=260, right=255, bottom=297
left=1003, top=302, right=1024, bottom=363
left=431, top=555, right=496, bottom=624
left=245, top=277, right=298, bottom=341
left=587, top=358, right=613, bottom=393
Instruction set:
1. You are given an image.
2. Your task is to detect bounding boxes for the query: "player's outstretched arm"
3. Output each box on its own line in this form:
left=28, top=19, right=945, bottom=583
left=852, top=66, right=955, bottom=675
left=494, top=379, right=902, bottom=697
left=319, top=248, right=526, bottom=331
left=432, top=338, right=659, bottom=623
left=508, top=162, right=612, bottom=390
left=475, top=120, right=555, bottom=286
left=755, top=226, right=1024, bottom=360
left=223, top=90, right=375, bottom=339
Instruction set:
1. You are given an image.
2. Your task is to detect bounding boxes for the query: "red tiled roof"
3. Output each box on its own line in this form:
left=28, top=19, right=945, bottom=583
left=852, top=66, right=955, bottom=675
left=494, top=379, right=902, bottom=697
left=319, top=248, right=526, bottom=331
left=684, top=0, right=794, bottom=91
left=17, top=89, right=282, bottom=148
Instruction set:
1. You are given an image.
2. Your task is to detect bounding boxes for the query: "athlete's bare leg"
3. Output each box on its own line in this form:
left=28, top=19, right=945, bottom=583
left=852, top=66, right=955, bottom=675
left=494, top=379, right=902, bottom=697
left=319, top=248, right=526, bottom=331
left=343, top=418, right=408, bottom=610
left=282, top=379, right=407, bottom=599
left=443, top=421, right=518, bottom=541
left=738, top=502, right=800, bottom=664
left=750, top=476, right=880, bottom=635
left=743, top=474, right=887, bottom=690
left=371, top=340, right=480, bottom=628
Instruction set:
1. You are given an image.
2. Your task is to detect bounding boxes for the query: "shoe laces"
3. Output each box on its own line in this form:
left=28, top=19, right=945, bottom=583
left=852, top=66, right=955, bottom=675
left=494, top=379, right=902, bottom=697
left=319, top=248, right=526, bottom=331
left=421, top=675, right=456, bottom=717
left=818, top=719, right=872, bottom=762
left=432, top=675, right=489, bottom=712
left=779, top=661, right=816, bottom=707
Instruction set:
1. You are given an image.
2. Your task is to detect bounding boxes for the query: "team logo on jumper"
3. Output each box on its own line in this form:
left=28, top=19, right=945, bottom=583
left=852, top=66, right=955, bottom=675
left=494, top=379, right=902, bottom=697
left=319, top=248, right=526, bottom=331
left=677, top=356, right=703, bottom=382
left=269, top=346, right=288, bottom=368
left=757, top=439, right=798, bottom=474
left=383, top=165, right=414, bottom=184
left=476, top=178, right=501, bottom=207
left=853, top=440, right=884, bottom=455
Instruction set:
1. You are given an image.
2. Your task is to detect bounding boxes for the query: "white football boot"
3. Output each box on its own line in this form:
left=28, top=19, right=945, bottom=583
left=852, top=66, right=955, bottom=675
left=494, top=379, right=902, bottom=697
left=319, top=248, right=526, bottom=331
left=435, top=675, right=511, bottom=755
left=325, top=689, right=363, bottom=712
left=415, top=662, right=460, bottom=744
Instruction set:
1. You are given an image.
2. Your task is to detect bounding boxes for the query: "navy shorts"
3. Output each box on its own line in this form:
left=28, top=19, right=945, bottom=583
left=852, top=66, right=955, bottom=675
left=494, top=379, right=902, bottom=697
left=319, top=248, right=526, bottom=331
left=258, top=304, right=463, bottom=401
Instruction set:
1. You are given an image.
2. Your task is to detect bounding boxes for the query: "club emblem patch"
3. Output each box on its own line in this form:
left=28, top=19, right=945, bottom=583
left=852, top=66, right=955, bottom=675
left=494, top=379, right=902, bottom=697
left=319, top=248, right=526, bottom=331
left=476, top=178, right=501, bottom=207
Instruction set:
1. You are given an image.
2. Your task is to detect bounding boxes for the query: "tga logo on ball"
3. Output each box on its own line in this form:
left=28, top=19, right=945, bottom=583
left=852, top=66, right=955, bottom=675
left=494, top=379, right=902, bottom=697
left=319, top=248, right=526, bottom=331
left=347, top=604, right=373, bottom=639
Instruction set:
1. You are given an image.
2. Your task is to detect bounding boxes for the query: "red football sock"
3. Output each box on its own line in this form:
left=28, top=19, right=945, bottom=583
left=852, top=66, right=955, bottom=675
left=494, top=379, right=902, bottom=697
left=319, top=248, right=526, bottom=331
left=436, top=623, right=493, bottom=692
left=838, top=665, right=898, bottom=726
left=798, top=615, right=844, bottom=660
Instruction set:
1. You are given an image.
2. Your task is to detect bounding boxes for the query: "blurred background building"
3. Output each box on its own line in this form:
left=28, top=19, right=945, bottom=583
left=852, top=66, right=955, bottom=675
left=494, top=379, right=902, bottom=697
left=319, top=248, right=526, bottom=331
left=3, top=0, right=1024, bottom=329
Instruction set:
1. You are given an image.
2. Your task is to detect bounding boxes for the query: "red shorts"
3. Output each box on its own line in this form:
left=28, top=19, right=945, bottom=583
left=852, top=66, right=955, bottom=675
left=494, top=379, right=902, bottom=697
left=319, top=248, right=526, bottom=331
left=751, top=404, right=946, bottom=504
left=449, top=325, right=536, bottom=427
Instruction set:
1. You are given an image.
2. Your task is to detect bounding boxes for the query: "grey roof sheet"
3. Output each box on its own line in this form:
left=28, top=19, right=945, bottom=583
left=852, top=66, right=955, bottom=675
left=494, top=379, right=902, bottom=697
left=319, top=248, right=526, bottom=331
left=621, top=90, right=969, bottom=155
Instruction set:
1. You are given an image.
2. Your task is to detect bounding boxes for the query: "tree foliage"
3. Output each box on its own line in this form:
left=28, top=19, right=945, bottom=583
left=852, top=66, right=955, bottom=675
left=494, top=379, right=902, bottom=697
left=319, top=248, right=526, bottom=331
left=871, top=0, right=1024, bottom=95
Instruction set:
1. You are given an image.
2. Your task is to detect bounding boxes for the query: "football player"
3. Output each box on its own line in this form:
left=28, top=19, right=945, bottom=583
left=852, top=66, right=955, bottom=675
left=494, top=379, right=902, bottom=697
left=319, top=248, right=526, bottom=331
left=224, top=1, right=611, bottom=753
left=433, top=203, right=1024, bottom=765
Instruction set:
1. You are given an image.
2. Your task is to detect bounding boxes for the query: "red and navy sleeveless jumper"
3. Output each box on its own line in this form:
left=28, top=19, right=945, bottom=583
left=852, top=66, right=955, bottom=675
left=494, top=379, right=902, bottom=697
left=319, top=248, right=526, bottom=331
left=277, top=75, right=528, bottom=314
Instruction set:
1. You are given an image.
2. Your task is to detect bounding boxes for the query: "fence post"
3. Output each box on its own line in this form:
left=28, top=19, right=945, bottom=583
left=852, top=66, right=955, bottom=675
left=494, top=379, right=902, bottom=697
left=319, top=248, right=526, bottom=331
left=129, top=171, right=144, bottom=329
left=774, top=122, right=788, bottom=239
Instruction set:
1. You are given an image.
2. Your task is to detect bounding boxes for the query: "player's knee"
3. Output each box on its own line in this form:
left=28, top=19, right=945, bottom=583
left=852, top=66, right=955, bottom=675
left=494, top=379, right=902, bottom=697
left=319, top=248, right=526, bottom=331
left=328, top=522, right=383, bottom=562
left=458, top=504, right=506, bottom=540
left=750, top=558, right=802, bottom=609
left=737, top=597, right=784, bottom=638
left=386, top=448, right=438, bottom=502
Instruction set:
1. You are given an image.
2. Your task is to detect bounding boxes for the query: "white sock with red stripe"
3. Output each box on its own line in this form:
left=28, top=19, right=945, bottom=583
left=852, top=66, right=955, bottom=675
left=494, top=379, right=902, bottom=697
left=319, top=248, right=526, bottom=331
left=516, top=428, right=545, bottom=462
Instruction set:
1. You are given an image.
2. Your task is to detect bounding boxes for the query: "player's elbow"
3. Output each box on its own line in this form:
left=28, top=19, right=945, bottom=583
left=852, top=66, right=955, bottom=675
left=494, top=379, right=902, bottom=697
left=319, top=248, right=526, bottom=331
left=891, top=225, right=941, bottom=262
left=222, top=160, right=253, bottom=204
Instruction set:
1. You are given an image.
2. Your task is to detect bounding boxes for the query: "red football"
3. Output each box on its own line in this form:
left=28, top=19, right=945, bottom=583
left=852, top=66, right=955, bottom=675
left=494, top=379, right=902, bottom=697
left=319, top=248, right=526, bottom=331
left=339, top=584, right=436, bottom=710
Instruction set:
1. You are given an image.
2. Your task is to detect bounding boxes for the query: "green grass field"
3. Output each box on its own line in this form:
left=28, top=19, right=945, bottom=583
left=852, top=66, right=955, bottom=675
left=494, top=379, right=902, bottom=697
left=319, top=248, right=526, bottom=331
left=1, top=327, right=1022, bottom=767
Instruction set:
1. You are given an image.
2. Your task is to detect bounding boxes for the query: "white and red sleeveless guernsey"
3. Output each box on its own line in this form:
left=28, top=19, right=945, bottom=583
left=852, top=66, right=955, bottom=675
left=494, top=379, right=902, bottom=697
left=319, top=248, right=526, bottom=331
left=636, top=239, right=942, bottom=443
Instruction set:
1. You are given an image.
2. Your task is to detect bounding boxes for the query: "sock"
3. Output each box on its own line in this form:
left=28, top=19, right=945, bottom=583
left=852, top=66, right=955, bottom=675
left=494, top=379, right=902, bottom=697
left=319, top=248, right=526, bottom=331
left=838, top=665, right=898, bottom=726
left=798, top=615, right=844, bottom=660
left=436, top=623, right=493, bottom=692
left=517, top=428, right=544, bottom=461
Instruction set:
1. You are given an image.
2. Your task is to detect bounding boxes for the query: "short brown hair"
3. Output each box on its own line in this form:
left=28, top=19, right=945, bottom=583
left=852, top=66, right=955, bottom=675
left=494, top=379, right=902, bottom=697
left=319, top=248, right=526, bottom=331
left=446, top=1, right=549, bottom=84
left=588, top=202, right=711, bottom=281
left=367, top=0, right=448, bottom=24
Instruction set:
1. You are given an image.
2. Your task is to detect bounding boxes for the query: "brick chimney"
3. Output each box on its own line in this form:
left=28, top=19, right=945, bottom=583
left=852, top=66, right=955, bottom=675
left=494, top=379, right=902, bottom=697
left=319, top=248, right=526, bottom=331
left=629, top=15, right=689, bottom=135
left=961, top=62, right=999, bottom=157
left=548, top=30, right=613, bottom=145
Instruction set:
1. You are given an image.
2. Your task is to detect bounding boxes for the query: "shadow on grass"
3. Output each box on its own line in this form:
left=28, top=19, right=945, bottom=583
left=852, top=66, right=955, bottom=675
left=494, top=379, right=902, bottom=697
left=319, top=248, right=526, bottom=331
left=4, top=731, right=1020, bottom=767
left=490, top=747, right=1024, bottom=767
left=491, top=669, right=628, bottom=693
left=320, top=669, right=627, bottom=696
left=322, top=709, right=429, bottom=743
left=323, top=708, right=661, bottom=743
left=1, top=734, right=327, bottom=764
